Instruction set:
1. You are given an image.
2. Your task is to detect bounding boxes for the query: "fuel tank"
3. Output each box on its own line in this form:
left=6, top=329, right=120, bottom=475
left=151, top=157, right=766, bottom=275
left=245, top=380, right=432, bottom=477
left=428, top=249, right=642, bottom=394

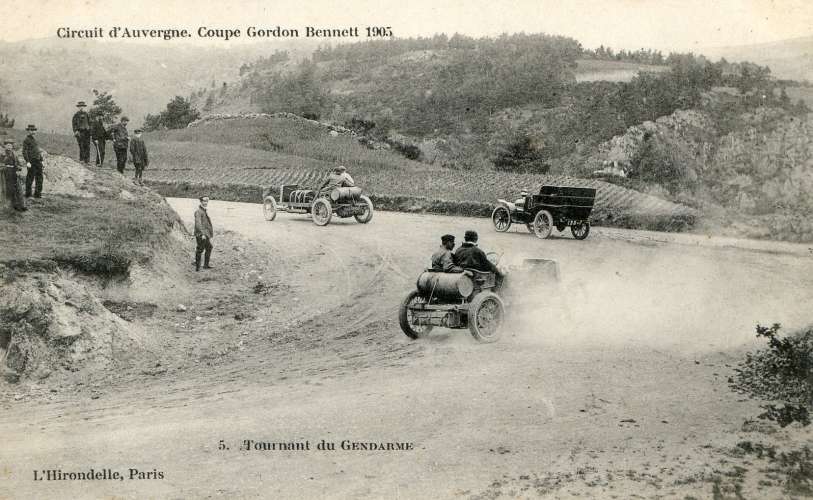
left=330, top=186, right=363, bottom=202
left=416, top=271, right=474, bottom=301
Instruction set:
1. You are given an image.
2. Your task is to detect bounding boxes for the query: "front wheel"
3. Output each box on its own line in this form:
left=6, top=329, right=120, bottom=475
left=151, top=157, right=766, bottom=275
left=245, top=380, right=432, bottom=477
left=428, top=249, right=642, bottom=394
left=354, top=195, right=374, bottom=223
left=492, top=206, right=511, bottom=232
left=311, top=198, right=333, bottom=226
left=468, top=292, right=504, bottom=343
left=399, top=290, right=434, bottom=339
left=263, top=196, right=277, bottom=221
left=571, top=222, right=590, bottom=240
left=532, top=210, right=553, bottom=239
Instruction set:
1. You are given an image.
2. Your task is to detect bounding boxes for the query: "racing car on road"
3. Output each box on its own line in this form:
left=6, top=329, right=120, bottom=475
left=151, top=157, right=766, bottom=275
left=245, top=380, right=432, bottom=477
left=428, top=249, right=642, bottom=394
left=263, top=184, right=374, bottom=226
left=492, top=185, right=596, bottom=239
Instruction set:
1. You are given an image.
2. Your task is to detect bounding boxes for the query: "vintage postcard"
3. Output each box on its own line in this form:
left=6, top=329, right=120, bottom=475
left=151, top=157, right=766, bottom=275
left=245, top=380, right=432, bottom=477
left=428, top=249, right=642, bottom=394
left=1, top=1, right=811, bottom=498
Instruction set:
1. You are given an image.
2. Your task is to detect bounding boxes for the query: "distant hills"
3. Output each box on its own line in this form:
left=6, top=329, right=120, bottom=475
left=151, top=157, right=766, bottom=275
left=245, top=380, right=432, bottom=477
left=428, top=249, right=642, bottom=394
left=702, top=35, right=813, bottom=82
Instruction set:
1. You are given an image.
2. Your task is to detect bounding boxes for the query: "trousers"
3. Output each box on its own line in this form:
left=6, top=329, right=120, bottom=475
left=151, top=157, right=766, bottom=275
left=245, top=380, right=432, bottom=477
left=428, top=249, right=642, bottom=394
left=195, top=236, right=213, bottom=269
left=114, top=147, right=127, bottom=174
left=94, top=139, right=106, bottom=165
left=76, top=130, right=91, bottom=163
left=25, top=160, right=43, bottom=197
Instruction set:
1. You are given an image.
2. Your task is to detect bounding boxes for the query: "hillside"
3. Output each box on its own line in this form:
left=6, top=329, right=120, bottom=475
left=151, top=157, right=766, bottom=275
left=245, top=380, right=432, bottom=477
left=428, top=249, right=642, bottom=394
left=702, top=35, right=813, bottom=82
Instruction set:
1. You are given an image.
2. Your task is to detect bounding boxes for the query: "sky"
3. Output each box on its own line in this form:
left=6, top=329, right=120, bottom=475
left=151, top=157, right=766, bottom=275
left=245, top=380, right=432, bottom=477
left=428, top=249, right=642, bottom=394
left=1, top=0, right=811, bottom=52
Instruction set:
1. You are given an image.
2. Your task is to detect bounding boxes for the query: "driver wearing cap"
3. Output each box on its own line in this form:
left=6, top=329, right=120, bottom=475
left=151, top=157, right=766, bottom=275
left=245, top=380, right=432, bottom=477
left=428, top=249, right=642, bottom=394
left=454, top=230, right=502, bottom=276
left=319, top=165, right=354, bottom=192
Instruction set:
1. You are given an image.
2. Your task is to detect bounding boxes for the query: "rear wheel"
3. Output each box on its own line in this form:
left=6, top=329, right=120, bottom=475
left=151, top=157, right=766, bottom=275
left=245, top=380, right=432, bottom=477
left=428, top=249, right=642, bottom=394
left=311, top=198, right=332, bottom=226
left=492, top=206, right=511, bottom=232
left=399, top=290, right=434, bottom=339
left=532, top=210, right=553, bottom=239
left=571, top=222, right=590, bottom=240
left=468, top=292, right=504, bottom=343
left=354, top=195, right=374, bottom=223
left=263, top=196, right=277, bottom=221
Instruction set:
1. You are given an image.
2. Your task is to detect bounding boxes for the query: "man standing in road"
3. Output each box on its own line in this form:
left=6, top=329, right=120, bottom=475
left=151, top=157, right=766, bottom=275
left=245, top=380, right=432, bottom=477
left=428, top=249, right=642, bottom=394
left=109, top=116, right=130, bottom=174
left=91, top=114, right=108, bottom=167
left=72, top=101, right=91, bottom=164
left=2, top=137, right=27, bottom=211
left=129, top=128, right=148, bottom=185
left=22, top=124, right=44, bottom=198
left=194, top=196, right=214, bottom=272
left=454, top=230, right=502, bottom=277
left=431, top=234, right=463, bottom=272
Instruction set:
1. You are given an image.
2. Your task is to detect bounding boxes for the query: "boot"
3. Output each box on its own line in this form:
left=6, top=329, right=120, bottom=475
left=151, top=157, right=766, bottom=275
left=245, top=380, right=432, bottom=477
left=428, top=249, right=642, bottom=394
left=195, top=255, right=201, bottom=272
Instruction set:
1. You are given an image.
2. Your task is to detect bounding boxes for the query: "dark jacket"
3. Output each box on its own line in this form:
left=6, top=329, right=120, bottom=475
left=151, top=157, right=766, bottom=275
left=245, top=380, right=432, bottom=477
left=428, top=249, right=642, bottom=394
left=129, top=136, right=149, bottom=166
left=3, top=150, right=22, bottom=170
left=22, top=135, right=42, bottom=163
left=431, top=245, right=462, bottom=272
left=194, top=206, right=213, bottom=238
left=91, top=118, right=107, bottom=141
left=72, top=110, right=90, bottom=132
left=454, top=242, right=500, bottom=274
left=110, top=123, right=129, bottom=149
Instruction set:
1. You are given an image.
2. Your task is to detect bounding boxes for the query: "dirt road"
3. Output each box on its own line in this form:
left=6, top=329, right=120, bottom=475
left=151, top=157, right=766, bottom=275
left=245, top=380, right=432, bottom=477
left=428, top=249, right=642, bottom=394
left=2, top=199, right=812, bottom=499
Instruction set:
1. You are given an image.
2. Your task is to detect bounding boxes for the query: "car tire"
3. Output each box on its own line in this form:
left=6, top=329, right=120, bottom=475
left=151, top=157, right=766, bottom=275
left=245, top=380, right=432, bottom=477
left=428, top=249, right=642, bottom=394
left=492, top=206, right=511, bottom=232
left=263, top=196, right=277, bottom=221
left=354, top=195, right=374, bottom=223
left=399, top=290, right=434, bottom=339
left=311, top=198, right=332, bottom=226
left=532, top=210, right=553, bottom=239
left=571, top=222, right=590, bottom=240
left=468, top=292, right=504, bottom=343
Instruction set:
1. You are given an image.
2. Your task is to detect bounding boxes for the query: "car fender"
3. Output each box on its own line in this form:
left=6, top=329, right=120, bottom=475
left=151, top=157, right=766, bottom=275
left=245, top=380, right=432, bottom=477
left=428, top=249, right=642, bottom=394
left=495, top=199, right=516, bottom=212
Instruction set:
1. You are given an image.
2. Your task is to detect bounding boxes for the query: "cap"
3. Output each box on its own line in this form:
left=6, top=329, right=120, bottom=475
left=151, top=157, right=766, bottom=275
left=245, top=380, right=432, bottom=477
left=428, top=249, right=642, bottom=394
left=464, top=230, right=478, bottom=242
left=441, top=234, right=455, bottom=243
left=26, top=124, right=37, bottom=131
left=3, top=137, right=14, bottom=145
left=121, top=116, right=130, bottom=122
left=76, top=101, right=87, bottom=107
left=134, top=129, right=142, bottom=133
left=334, top=165, right=346, bottom=172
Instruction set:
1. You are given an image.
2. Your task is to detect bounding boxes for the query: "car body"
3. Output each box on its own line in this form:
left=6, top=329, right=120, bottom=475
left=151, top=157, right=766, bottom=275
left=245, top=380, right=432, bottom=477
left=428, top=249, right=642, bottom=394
left=492, top=185, right=596, bottom=239
left=263, top=184, right=374, bottom=226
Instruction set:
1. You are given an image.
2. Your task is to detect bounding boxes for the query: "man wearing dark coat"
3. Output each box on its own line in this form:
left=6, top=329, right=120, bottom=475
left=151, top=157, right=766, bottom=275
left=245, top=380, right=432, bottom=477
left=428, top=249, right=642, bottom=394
left=454, top=230, right=502, bottom=275
left=109, top=116, right=130, bottom=174
left=194, top=196, right=214, bottom=271
left=72, top=101, right=91, bottom=164
left=22, top=124, right=44, bottom=198
left=3, top=137, right=27, bottom=211
left=91, top=115, right=108, bottom=166
left=129, top=128, right=149, bottom=185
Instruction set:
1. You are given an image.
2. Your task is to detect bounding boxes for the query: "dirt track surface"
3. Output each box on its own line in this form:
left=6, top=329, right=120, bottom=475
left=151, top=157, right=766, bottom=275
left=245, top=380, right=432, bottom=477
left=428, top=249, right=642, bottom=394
left=2, top=199, right=812, bottom=499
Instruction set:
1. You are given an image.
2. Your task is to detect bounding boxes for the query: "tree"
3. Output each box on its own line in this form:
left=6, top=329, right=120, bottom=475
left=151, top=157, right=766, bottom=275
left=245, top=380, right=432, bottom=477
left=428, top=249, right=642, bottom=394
left=142, top=96, right=201, bottom=131
left=88, top=90, right=122, bottom=124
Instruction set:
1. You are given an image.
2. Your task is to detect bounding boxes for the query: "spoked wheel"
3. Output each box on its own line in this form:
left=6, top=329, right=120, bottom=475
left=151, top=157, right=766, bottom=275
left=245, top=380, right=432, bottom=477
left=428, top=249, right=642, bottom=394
left=399, top=290, right=434, bottom=339
left=354, top=195, right=374, bottom=223
left=571, top=222, right=590, bottom=240
left=491, top=206, right=511, bottom=232
left=532, top=210, right=553, bottom=239
left=263, top=196, right=277, bottom=221
left=311, top=198, right=333, bottom=226
left=468, top=292, right=504, bottom=343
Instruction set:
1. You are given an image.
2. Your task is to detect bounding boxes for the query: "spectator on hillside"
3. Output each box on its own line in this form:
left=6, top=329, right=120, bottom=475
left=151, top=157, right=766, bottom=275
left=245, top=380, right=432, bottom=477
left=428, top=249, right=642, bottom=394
left=2, top=137, right=27, bottom=211
left=72, top=101, right=91, bottom=164
left=91, top=115, right=108, bottom=167
left=194, top=196, right=214, bottom=272
left=129, top=128, right=149, bottom=185
left=109, top=116, right=130, bottom=174
left=22, top=124, right=44, bottom=198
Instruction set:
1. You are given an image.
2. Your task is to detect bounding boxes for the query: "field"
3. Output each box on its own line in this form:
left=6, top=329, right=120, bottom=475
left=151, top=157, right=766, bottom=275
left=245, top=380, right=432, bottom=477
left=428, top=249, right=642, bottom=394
left=32, top=116, right=696, bottom=229
left=574, top=58, right=670, bottom=82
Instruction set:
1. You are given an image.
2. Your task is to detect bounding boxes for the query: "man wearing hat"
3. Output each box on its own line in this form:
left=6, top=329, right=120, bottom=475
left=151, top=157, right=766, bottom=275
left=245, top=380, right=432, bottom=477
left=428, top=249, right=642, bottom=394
left=431, top=234, right=463, bottom=272
left=2, top=136, right=27, bottom=211
left=22, top=124, right=44, bottom=198
left=318, top=165, right=355, bottom=192
left=454, top=230, right=503, bottom=277
left=72, top=100, right=92, bottom=164
left=129, top=128, right=149, bottom=185
left=109, top=116, right=130, bottom=174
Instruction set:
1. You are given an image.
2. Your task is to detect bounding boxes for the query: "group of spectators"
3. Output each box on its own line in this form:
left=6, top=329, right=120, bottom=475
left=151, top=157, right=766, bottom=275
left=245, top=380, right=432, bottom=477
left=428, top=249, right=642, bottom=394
left=1, top=124, right=45, bottom=212
left=72, top=101, right=149, bottom=185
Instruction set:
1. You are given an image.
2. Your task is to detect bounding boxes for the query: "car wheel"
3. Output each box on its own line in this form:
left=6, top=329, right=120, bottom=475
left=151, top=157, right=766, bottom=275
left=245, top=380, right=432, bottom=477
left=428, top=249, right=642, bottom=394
left=311, top=198, right=332, bottom=226
left=468, top=292, right=504, bottom=343
left=354, top=195, right=374, bottom=223
left=532, top=210, right=553, bottom=239
left=492, top=206, right=511, bottom=232
left=571, top=222, right=590, bottom=240
left=399, top=290, right=434, bottom=339
left=263, top=196, right=277, bottom=221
